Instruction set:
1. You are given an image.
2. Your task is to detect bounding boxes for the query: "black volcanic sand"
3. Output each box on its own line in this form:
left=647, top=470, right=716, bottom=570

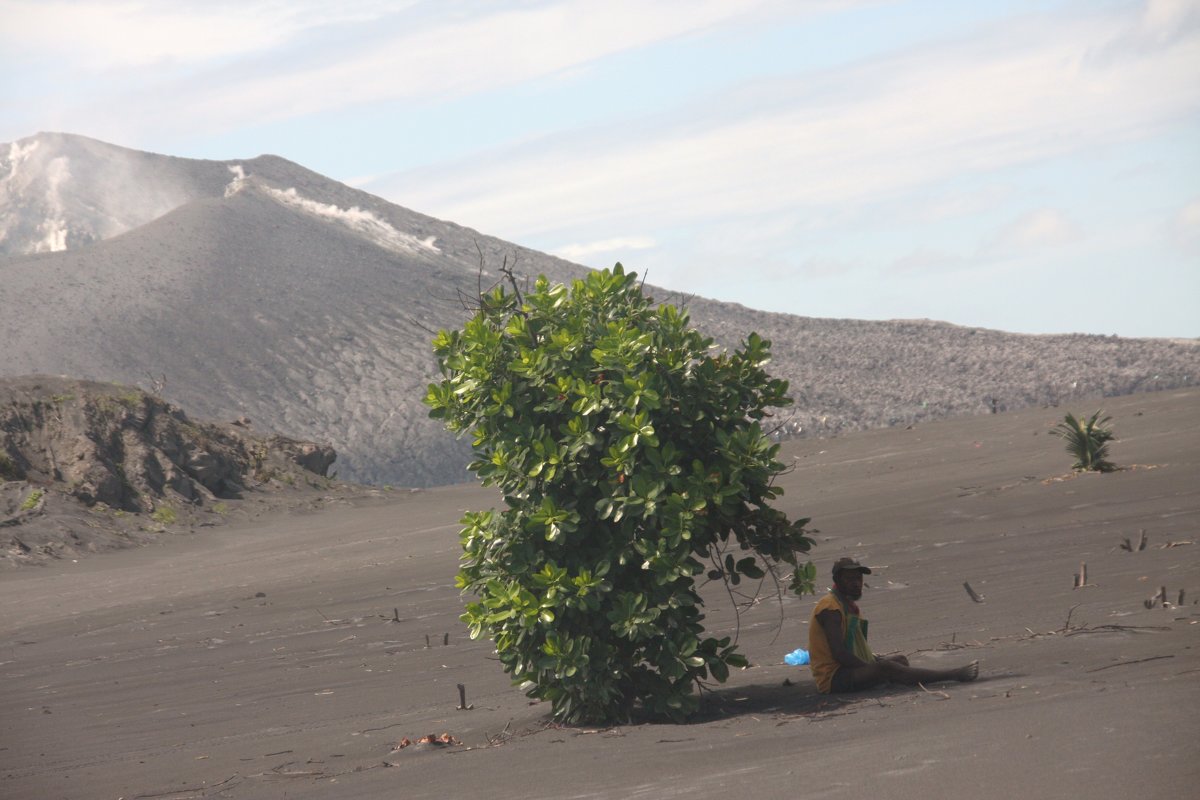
left=2, top=390, right=1197, bottom=799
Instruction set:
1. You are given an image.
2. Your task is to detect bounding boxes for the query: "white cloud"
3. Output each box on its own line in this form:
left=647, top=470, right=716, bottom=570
left=1135, top=0, right=1200, bottom=45
left=891, top=247, right=968, bottom=274
left=793, top=255, right=860, bottom=278
left=891, top=184, right=1014, bottom=226
left=375, top=3, right=1200, bottom=240
left=1175, top=198, right=1200, bottom=228
left=0, top=0, right=405, bottom=68
left=892, top=208, right=1081, bottom=274
left=55, top=0, right=792, bottom=139
left=1171, top=197, right=1200, bottom=250
left=987, top=209, right=1081, bottom=255
left=554, top=236, right=656, bottom=263
left=892, top=205, right=1089, bottom=277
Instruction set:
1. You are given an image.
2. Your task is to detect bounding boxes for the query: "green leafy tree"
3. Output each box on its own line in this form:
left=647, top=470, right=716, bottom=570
left=1051, top=411, right=1116, bottom=472
left=424, top=265, right=815, bottom=723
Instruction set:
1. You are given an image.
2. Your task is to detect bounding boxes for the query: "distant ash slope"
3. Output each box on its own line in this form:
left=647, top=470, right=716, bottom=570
left=684, top=309, right=1197, bottom=438
left=1, top=132, right=1196, bottom=487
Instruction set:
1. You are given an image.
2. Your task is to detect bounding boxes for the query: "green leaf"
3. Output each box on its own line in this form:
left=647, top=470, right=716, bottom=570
left=736, top=556, right=765, bottom=580
left=595, top=498, right=614, bottom=520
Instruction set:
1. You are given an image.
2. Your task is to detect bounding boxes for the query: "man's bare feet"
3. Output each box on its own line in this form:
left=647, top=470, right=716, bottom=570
left=956, top=661, right=980, bottom=682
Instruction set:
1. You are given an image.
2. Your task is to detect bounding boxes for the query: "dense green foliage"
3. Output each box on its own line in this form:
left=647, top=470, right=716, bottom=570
left=425, top=265, right=815, bottom=723
left=1051, top=411, right=1116, bottom=472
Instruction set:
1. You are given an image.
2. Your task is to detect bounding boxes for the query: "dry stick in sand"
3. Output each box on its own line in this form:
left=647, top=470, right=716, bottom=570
left=485, top=720, right=515, bottom=747
left=1065, top=622, right=1170, bottom=636
left=457, top=683, right=474, bottom=711
left=1119, top=530, right=1147, bottom=552
left=1145, top=586, right=1169, bottom=609
left=134, top=785, right=222, bottom=799
left=963, top=582, right=985, bottom=603
left=1062, top=604, right=1081, bottom=633
left=444, top=632, right=449, bottom=646
left=1085, top=654, right=1175, bottom=673
left=1073, top=562, right=1092, bottom=589
left=135, top=777, right=242, bottom=798
left=917, top=683, right=951, bottom=700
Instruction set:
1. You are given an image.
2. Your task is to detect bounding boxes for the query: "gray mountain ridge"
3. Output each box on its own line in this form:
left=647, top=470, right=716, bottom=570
left=2, top=132, right=1196, bottom=486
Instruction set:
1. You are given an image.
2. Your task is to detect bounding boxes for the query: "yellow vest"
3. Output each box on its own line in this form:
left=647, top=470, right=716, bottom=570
left=808, top=591, right=874, bottom=693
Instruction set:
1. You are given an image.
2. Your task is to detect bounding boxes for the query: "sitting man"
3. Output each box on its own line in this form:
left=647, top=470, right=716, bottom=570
left=809, top=557, right=979, bottom=693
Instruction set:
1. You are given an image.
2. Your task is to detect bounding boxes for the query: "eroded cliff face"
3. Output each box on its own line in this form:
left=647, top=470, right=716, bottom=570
left=1, top=376, right=337, bottom=565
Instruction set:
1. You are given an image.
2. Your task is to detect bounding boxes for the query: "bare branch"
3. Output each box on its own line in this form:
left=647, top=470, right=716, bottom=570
left=476, top=239, right=486, bottom=302
left=764, top=559, right=787, bottom=646
left=142, top=371, right=167, bottom=396
left=707, top=544, right=743, bottom=645
left=498, top=255, right=526, bottom=308
left=398, top=312, right=439, bottom=337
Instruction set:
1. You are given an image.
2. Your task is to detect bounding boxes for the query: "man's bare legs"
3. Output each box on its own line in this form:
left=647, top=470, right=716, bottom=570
left=835, top=655, right=979, bottom=692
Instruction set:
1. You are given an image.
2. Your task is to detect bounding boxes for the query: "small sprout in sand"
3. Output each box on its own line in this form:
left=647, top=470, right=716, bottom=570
left=1051, top=411, right=1116, bottom=472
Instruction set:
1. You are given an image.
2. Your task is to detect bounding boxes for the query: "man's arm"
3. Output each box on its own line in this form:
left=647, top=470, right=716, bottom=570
left=816, top=609, right=873, bottom=669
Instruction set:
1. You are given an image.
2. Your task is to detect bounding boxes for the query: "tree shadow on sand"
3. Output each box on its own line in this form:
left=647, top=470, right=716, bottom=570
left=513, top=674, right=1017, bottom=735
left=683, top=671, right=1010, bottom=725
left=688, top=679, right=878, bottom=724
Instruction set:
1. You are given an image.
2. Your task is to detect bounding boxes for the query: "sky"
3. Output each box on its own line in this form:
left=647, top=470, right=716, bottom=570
left=2, top=0, right=1198, bottom=338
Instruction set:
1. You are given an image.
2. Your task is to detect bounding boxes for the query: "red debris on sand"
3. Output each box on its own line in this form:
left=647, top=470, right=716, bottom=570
left=392, top=733, right=461, bottom=751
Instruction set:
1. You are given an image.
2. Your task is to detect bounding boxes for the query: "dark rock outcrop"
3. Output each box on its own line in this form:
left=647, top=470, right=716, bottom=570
left=0, top=376, right=346, bottom=566
left=1, top=376, right=334, bottom=513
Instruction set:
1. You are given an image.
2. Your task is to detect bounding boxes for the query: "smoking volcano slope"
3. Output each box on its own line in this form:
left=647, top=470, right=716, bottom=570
left=2, top=182, right=533, bottom=487
left=1, top=132, right=1197, bottom=487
